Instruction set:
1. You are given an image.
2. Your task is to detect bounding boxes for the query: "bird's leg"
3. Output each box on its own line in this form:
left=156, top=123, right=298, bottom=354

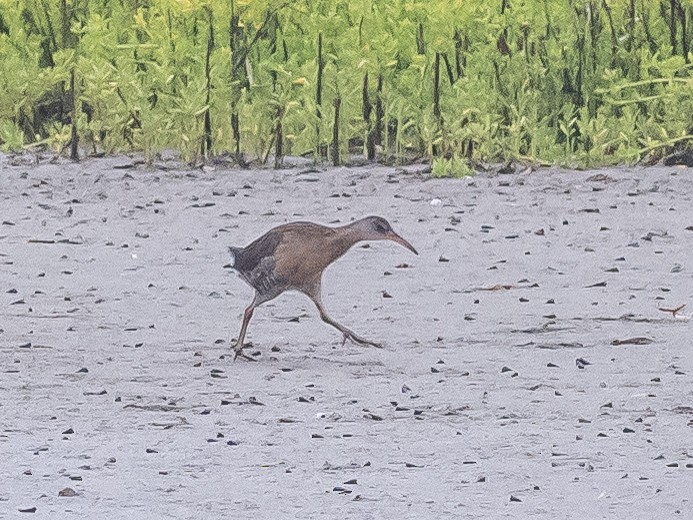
left=232, top=302, right=257, bottom=361
left=314, top=300, right=382, bottom=349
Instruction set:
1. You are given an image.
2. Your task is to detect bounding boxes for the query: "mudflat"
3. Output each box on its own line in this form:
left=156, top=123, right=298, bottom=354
left=1, top=155, right=692, bottom=519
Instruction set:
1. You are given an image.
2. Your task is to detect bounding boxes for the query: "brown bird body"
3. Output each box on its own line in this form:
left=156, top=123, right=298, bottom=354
left=228, top=216, right=417, bottom=360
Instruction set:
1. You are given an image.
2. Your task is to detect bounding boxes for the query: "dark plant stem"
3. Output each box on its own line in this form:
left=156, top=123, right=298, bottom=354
left=274, top=105, right=284, bottom=169
left=363, top=73, right=376, bottom=160
left=680, top=3, right=689, bottom=63
left=202, top=7, right=213, bottom=157
left=70, top=68, right=78, bottom=161
left=231, top=6, right=285, bottom=81
left=433, top=52, right=441, bottom=156
left=362, top=72, right=371, bottom=122
left=670, top=0, right=678, bottom=54
left=442, top=52, right=455, bottom=85
left=639, top=0, right=658, bottom=53
left=433, top=52, right=441, bottom=121
left=231, top=112, right=240, bottom=158
left=60, top=0, right=69, bottom=48
left=601, top=0, right=618, bottom=66
left=332, top=95, right=341, bottom=166
left=453, top=29, right=466, bottom=77
left=626, top=0, right=636, bottom=52
left=167, top=9, right=175, bottom=53
left=374, top=74, right=384, bottom=148
left=416, top=22, right=425, bottom=54
left=497, top=32, right=511, bottom=56
left=229, top=4, right=244, bottom=164
left=316, top=32, right=324, bottom=157
left=586, top=1, right=598, bottom=73
left=269, top=12, right=279, bottom=91
left=575, top=33, right=585, bottom=105
left=500, top=0, right=510, bottom=55
left=230, top=13, right=246, bottom=86
left=464, top=140, right=474, bottom=160
left=522, top=23, right=531, bottom=63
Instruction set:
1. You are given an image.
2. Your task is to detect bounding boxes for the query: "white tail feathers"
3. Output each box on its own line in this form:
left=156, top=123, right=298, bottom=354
left=228, top=247, right=236, bottom=267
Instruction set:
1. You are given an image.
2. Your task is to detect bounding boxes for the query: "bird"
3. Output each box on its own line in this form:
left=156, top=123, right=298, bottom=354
left=227, top=215, right=418, bottom=360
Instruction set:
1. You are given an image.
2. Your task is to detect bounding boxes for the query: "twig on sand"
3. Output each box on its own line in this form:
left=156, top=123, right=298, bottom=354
left=465, top=282, right=539, bottom=293
left=611, top=337, right=654, bottom=346
left=482, top=284, right=517, bottom=291
left=658, top=304, right=686, bottom=318
left=467, top=284, right=518, bottom=292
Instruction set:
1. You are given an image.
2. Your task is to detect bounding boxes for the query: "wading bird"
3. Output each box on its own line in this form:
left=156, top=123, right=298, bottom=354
left=228, top=216, right=417, bottom=360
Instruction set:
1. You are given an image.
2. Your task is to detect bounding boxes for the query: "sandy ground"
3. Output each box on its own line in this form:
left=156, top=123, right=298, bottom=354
left=0, top=154, right=692, bottom=519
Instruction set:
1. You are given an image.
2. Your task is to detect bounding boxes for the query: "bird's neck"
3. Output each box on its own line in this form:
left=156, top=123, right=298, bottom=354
left=328, top=223, right=366, bottom=260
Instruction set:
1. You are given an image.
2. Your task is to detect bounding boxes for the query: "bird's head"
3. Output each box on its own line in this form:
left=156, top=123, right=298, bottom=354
left=354, top=216, right=418, bottom=255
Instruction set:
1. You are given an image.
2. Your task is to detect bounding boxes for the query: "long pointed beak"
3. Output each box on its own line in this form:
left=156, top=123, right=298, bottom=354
left=386, top=231, right=418, bottom=255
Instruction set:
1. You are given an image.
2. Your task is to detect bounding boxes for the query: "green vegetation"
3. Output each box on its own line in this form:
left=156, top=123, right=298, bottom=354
left=431, top=156, right=475, bottom=178
left=0, top=0, right=692, bottom=166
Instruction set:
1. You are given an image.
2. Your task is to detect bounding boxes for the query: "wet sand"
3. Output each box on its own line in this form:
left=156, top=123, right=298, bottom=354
left=1, top=154, right=692, bottom=518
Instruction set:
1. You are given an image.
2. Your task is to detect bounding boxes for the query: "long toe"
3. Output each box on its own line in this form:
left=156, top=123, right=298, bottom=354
left=362, top=338, right=383, bottom=348
left=347, top=332, right=382, bottom=348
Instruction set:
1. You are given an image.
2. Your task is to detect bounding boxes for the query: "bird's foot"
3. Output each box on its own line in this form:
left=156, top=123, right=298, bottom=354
left=342, top=331, right=382, bottom=348
left=233, top=343, right=257, bottom=362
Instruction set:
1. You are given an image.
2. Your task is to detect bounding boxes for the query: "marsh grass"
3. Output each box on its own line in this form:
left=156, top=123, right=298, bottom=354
left=0, top=0, right=691, bottom=166
left=431, top=156, right=475, bottom=178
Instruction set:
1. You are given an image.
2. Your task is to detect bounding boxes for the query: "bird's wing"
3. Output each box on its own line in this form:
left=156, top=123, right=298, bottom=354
left=232, top=229, right=287, bottom=293
left=246, top=255, right=283, bottom=294
left=235, top=229, right=282, bottom=273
